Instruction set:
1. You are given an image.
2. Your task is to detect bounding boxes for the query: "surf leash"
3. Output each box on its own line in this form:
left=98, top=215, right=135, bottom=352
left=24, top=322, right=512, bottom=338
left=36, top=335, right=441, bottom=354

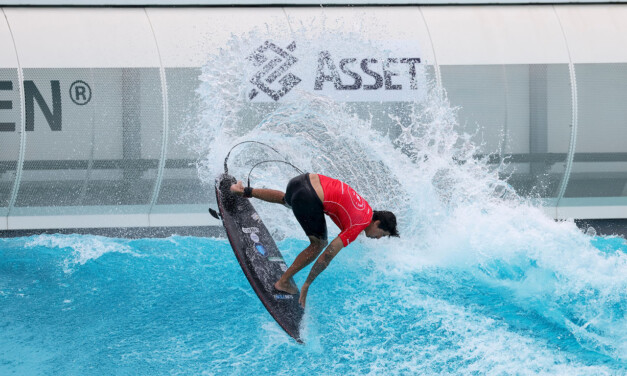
left=224, top=140, right=283, bottom=174
left=246, top=160, right=304, bottom=189
left=223, top=140, right=304, bottom=189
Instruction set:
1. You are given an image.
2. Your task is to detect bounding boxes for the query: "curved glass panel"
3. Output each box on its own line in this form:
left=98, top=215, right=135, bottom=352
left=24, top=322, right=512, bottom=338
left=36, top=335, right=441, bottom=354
left=562, top=63, right=627, bottom=206
left=154, top=68, right=211, bottom=209
left=441, top=64, right=572, bottom=199
left=12, top=68, right=164, bottom=214
left=0, top=68, right=21, bottom=214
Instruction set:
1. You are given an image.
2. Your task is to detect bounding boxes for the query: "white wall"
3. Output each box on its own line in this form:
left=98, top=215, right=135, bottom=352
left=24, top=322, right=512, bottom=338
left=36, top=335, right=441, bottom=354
left=1, top=5, right=627, bottom=230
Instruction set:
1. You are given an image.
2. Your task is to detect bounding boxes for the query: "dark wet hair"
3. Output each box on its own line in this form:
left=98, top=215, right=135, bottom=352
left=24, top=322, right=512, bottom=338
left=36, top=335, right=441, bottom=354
left=373, top=210, right=399, bottom=237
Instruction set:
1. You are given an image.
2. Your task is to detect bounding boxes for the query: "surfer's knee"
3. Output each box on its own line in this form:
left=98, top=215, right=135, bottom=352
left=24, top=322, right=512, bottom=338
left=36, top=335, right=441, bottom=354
left=310, top=237, right=327, bottom=250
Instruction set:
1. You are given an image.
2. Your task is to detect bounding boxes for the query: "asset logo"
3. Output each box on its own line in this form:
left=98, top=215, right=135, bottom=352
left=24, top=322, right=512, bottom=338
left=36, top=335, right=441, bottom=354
left=315, top=53, right=421, bottom=92
left=246, top=40, right=423, bottom=103
left=242, top=227, right=260, bottom=234
left=248, top=41, right=301, bottom=101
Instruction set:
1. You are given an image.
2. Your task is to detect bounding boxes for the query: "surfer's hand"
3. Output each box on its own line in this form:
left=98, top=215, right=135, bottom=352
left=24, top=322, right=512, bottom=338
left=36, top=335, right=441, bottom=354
left=299, top=283, right=309, bottom=308
left=230, top=181, right=244, bottom=196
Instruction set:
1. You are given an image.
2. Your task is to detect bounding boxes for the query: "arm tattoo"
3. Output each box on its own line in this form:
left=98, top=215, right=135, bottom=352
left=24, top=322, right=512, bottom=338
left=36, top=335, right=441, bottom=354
left=305, top=241, right=341, bottom=285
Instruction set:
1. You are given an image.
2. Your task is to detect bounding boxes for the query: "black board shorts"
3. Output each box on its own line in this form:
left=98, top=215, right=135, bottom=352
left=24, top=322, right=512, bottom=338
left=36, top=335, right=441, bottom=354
left=284, top=173, right=328, bottom=241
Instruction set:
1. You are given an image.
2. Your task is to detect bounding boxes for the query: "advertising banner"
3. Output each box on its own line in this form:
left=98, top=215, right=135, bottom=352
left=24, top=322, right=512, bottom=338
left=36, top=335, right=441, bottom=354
left=246, top=40, right=425, bottom=103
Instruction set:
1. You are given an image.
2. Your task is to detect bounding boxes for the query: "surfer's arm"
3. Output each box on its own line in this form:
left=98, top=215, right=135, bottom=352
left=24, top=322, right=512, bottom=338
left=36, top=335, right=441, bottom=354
left=299, top=237, right=344, bottom=307
left=250, top=188, right=285, bottom=204
left=231, top=180, right=286, bottom=205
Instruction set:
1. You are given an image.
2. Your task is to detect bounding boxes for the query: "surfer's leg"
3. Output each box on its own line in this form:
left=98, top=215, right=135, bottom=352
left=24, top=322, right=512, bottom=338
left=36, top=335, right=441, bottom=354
left=275, top=236, right=328, bottom=294
left=275, top=175, right=327, bottom=294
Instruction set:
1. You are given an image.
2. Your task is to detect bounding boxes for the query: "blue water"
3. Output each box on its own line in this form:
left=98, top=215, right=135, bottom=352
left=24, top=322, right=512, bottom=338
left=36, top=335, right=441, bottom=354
left=1, top=233, right=625, bottom=375
left=3, top=28, right=627, bottom=375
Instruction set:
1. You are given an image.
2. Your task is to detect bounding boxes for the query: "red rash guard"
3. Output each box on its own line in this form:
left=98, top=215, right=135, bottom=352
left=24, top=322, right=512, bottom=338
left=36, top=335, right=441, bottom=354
left=318, top=174, right=373, bottom=247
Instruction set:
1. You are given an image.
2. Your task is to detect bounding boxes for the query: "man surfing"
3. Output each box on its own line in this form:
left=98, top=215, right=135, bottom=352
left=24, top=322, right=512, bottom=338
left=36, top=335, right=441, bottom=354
left=230, top=173, right=398, bottom=308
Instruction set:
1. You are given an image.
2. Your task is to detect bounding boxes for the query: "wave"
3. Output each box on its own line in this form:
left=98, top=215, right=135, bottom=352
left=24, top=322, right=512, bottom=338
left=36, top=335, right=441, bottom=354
left=24, top=234, right=140, bottom=274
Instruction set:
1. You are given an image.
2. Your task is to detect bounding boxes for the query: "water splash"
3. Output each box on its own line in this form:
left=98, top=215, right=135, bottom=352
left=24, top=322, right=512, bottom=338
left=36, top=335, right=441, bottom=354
left=24, top=234, right=139, bottom=274
left=186, top=28, right=627, bottom=364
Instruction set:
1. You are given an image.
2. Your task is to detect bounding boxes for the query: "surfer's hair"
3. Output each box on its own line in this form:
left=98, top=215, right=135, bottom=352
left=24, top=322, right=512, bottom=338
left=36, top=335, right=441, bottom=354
left=373, top=211, right=399, bottom=237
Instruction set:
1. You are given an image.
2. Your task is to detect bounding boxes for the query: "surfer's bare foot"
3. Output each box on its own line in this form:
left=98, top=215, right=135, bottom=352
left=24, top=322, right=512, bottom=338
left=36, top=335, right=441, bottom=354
left=274, top=279, right=298, bottom=295
left=230, top=181, right=244, bottom=196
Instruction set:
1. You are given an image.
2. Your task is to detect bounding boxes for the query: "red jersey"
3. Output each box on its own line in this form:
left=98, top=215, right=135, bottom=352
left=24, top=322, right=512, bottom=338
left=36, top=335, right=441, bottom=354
left=318, top=174, right=373, bottom=247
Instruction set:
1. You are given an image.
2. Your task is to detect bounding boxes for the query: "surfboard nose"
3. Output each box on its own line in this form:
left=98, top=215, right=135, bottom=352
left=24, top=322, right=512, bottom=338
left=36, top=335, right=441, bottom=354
left=218, top=174, right=238, bottom=211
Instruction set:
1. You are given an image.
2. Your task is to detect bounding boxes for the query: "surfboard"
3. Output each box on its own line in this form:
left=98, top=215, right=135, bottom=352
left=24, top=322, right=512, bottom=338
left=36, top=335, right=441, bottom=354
left=213, top=173, right=304, bottom=343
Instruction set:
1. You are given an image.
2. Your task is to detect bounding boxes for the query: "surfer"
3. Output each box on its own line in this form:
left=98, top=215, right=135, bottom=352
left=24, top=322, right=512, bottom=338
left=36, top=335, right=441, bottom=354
left=230, top=173, right=398, bottom=307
